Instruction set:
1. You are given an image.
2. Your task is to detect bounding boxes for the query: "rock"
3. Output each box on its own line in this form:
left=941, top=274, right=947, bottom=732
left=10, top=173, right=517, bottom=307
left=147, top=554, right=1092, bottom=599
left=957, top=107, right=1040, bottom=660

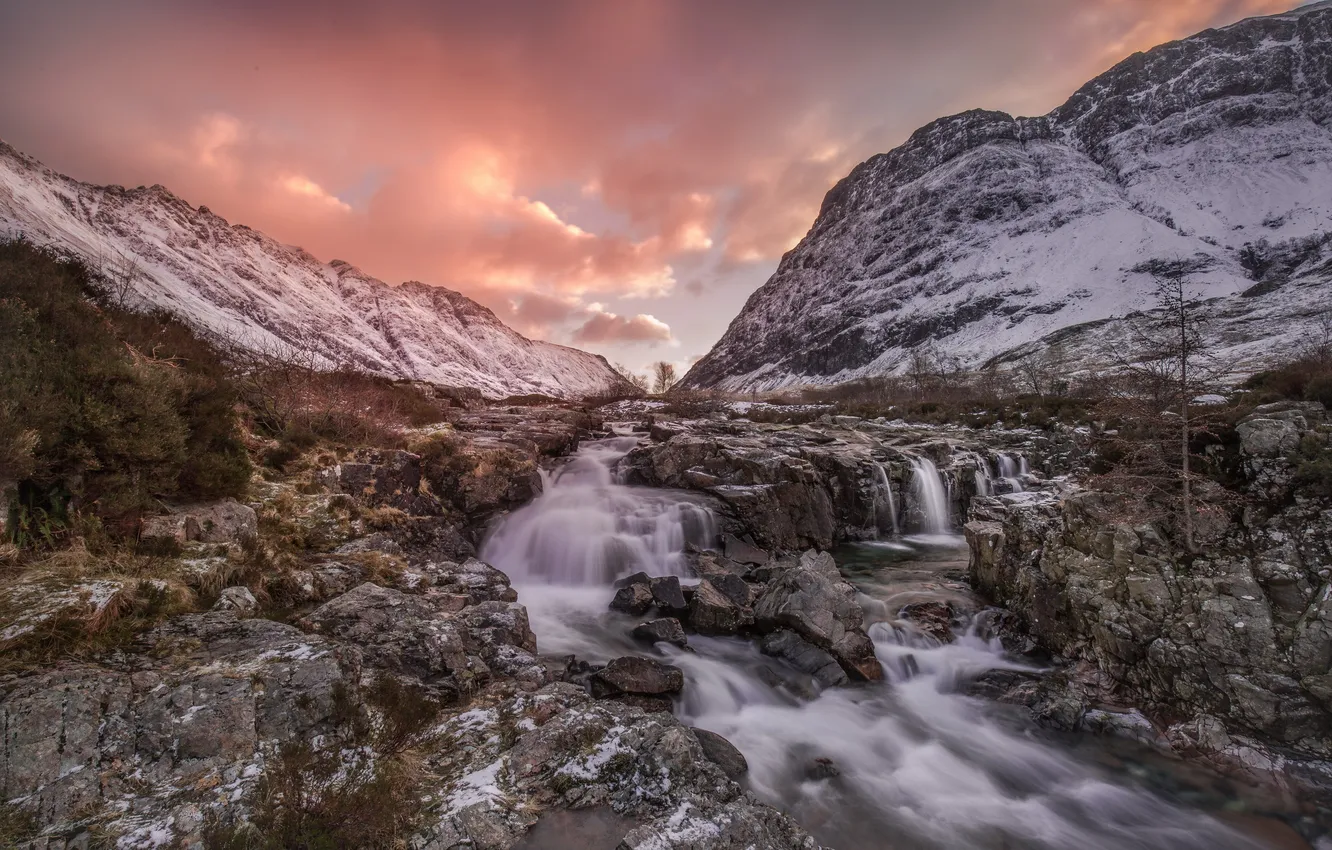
left=139, top=499, right=257, bottom=547
left=688, top=579, right=749, bottom=635
left=591, top=656, right=684, bottom=697
left=805, top=757, right=840, bottom=780
left=188, top=500, right=260, bottom=545
left=753, top=553, right=882, bottom=681
left=335, top=532, right=405, bottom=557
left=723, top=533, right=769, bottom=566
left=212, top=586, right=258, bottom=617
left=898, top=601, right=956, bottom=643
left=648, top=575, right=688, bottom=613
left=612, top=694, right=675, bottom=713
left=610, top=582, right=654, bottom=616
left=0, top=612, right=360, bottom=835
left=614, top=571, right=652, bottom=589
left=299, top=582, right=542, bottom=696
left=401, top=558, right=519, bottom=605
left=691, top=728, right=749, bottom=780
left=759, top=630, right=848, bottom=688
left=633, top=618, right=689, bottom=648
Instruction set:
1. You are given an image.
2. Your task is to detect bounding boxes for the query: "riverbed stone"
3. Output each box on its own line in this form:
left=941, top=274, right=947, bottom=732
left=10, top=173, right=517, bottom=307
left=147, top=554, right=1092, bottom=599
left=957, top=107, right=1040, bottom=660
left=691, top=728, right=749, bottom=780
left=688, top=579, right=750, bottom=635
left=633, top=618, right=689, bottom=648
left=759, top=629, right=848, bottom=688
left=648, top=575, right=688, bottom=613
left=610, top=582, right=654, bottom=616
left=591, top=656, right=684, bottom=697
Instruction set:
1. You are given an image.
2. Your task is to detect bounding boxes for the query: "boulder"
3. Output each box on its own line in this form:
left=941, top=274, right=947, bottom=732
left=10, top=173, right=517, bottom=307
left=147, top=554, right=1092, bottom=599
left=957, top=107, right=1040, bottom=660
left=753, top=551, right=882, bottom=681
left=212, top=586, right=258, bottom=617
left=610, top=582, right=654, bottom=616
left=648, top=575, right=688, bottom=613
left=140, top=499, right=258, bottom=546
left=633, top=618, right=689, bottom=648
left=591, top=656, right=684, bottom=697
left=614, top=571, right=652, bottom=589
left=759, top=629, right=848, bottom=688
left=688, top=579, right=750, bottom=635
left=690, top=728, right=749, bottom=780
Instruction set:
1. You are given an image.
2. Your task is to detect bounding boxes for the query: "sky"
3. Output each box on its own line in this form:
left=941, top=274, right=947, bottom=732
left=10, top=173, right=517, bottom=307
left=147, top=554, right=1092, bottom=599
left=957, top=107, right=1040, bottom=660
left=0, top=0, right=1300, bottom=380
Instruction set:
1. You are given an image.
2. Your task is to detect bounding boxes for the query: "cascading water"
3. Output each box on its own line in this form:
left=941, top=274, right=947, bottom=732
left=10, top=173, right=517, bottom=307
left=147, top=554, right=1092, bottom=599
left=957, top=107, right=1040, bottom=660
left=907, top=456, right=953, bottom=535
left=481, top=433, right=1271, bottom=850
left=972, top=454, right=994, bottom=498
left=997, top=453, right=1026, bottom=493
left=871, top=462, right=900, bottom=535
left=481, top=435, right=715, bottom=585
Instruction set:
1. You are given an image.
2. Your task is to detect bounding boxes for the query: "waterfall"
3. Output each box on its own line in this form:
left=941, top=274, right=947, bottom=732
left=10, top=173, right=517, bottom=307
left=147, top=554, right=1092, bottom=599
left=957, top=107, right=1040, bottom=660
left=907, top=456, right=952, bottom=535
left=480, top=435, right=716, bottom=585
left=996, top=454, right=1026, bottom=493
left=972, top=454, right=993, bottom=498
left=871, top=462, right=899, bottom=535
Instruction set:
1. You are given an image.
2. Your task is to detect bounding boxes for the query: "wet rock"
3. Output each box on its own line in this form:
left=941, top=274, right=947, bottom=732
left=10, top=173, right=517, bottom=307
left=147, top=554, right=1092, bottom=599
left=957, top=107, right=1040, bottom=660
left=753, top=551, right=882, bottom=681
left=212, top=586, right=258, bottom=617
left=614, top=570, right=652, bottom=589
left=632, top=618, right=689, bottom=648
left=401, top=558, right=520, bottom=605
left=691, top=728, right=749, bottom=780
left=723, top=533, right=770, bottom=566
left=898, top=601, right=957, bottom=643
left=805, top=757, right=841, bottom=780
left=610, top=582, right=654, bottom=616
left=591, top=656, right=684, bottom=697
left=688, top=579, right=750, bottom=635
left=759, top=630, right=848, bottom=688
left=388, top=516, right=476, bottom=563
left=648, top=575, right=688, bottom=613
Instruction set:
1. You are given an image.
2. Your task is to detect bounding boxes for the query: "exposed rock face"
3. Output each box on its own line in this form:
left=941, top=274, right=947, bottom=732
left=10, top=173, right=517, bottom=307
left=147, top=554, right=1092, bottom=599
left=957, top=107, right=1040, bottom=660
left=689, top=728, right=749, bottom=781
left=688, top=579, right=750, bottom=635
left=591, top=657, right=686, bottom=697
left=140, top=499, right=258, bottom=546
left=966, top=401, right=1332, bottom=788
left=633, top=618, right=689, bottom=648
left=685, top=4, right=1332, bottom=391
left=0, top=613, right=361, bottom=837
left=0, top=143, right=634, bottom=400
left=623, top=413, right=1044, bottom=550
left=759, top=629, right=849, bottom=688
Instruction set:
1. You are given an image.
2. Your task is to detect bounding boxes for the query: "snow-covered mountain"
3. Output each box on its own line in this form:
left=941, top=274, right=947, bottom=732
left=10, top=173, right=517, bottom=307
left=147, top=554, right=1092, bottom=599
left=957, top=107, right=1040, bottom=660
left=0, top=142, right=633, bottom=399
left=685, top=1, right=1332, bottom=392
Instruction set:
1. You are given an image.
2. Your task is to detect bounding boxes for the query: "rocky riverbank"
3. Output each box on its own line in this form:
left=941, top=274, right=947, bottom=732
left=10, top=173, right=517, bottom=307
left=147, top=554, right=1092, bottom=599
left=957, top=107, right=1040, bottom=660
left=965, top=401, right=1332, bottom=801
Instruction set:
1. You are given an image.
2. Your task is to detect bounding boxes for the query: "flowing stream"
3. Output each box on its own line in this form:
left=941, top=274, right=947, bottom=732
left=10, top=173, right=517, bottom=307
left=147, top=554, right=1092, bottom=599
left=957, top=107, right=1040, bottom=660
left=480, top=433, right=1296, bottom=850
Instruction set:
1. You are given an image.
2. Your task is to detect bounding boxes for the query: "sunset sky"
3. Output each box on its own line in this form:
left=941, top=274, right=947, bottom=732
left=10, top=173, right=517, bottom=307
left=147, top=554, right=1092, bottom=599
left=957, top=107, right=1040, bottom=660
left=0, top=0, right=1300, bottom=377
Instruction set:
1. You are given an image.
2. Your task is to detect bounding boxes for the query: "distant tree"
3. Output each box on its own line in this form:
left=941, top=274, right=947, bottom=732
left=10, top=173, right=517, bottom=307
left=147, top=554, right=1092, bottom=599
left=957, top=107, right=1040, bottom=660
left=612, top=362, right=649, bottom=394
left=1015, top=342, right=1069, bottom=398
left=651, top=361, right=679, bottom=395
left=91, top=247, right=143, bottom=310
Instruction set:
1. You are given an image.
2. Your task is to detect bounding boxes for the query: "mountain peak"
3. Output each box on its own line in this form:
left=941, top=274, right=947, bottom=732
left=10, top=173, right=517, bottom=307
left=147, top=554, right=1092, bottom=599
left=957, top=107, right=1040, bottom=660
left=0, top=144, right=631, bottom=399
left=683, top=3, right=1332, bottom=392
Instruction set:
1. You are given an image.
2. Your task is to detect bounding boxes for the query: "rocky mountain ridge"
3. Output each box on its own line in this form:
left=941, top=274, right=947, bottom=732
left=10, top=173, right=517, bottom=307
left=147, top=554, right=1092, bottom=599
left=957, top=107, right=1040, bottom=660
left=0, top=142, right=632, bottom=399
left=685, top=1, right=1332, bottom=391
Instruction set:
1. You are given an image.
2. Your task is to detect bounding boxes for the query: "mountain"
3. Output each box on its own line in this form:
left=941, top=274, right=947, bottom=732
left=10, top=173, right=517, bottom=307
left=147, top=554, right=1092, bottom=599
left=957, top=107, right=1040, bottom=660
left=0, top=142, right=632, bottom=399
left=685, top=2, right=1332, bottom=392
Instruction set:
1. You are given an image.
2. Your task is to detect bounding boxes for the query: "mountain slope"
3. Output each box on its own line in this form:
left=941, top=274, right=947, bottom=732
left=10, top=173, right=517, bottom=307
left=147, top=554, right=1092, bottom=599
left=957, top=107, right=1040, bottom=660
left=685, top=2, right=1332, bottom=392
left=0, top=142, right=632, bottom=399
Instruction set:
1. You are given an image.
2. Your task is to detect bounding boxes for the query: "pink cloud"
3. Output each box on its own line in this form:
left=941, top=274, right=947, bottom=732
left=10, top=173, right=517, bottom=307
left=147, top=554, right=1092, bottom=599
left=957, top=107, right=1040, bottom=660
left=572, top=309, right=674, bottom=345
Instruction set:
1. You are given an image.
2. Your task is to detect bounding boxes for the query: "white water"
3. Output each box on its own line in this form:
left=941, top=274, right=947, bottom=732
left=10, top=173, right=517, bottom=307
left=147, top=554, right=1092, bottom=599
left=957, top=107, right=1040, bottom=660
left=872, top=462, right=900, bottom=535
left=481, top=435, right=715, bottom=584
left=907, top=456, right=953, bottom=535
left=997, top=453, right=1027, bottom=494
left=973, top=454, right=994, bottom=498
left=480, top=436, right=1267, bottom=850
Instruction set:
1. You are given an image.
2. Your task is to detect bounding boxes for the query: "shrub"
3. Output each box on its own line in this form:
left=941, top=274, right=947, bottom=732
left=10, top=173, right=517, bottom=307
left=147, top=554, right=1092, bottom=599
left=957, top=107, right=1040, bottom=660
left=0, top=239, right=249, bottom=541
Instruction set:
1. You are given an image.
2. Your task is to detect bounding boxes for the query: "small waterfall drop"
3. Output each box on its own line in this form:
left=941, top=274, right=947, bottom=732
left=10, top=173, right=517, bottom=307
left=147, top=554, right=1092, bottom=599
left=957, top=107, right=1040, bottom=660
left=907, top=456, right=952, bottom=535
left=972, top=454, right=993, bottom=498
left=871, top=462, right=899, bottom=535
left=996, top=454, right=1026, bottom=493
left=481, top=435, right=716, bottom=585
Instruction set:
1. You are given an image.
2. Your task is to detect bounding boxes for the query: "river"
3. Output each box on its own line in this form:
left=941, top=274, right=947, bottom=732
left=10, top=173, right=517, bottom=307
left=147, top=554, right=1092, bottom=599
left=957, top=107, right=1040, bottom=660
left=480, top=431, right=1302, bottom=850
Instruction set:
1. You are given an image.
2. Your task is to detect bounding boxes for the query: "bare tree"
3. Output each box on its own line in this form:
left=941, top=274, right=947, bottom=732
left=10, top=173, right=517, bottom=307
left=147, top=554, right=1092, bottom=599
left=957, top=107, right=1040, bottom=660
left=612, top=362, right=650, bottom=394
left=1097, top=264, right=1231, bottom=551
left=651, top=361, right=679, bottom=395
left=95, top=249, right=143, bottom=309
